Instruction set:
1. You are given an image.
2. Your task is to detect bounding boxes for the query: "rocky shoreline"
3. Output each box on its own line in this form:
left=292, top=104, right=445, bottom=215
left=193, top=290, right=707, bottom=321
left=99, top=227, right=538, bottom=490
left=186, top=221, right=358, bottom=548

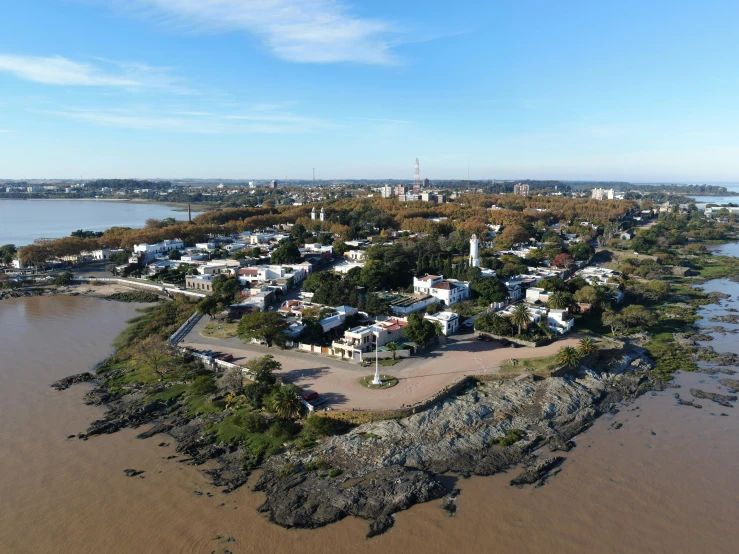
left=54, top=343, right=681, bottom=538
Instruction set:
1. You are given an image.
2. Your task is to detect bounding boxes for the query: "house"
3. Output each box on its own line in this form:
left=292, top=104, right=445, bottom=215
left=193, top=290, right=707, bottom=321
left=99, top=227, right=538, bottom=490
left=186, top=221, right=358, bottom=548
left=334, top=260, right=365, bottom=274
left=547, top=308, right=574, bottom=334
left=198, top=261, right=230, bottom=275
left=331, top=318, right=408, bottom=361
left=424, top=311, right=459, bottom=336
left=413, top=275, right=470, bottom=306
left=346, top=250, right=367, bottom=261
left=525, top=287, right=551, bottom=304
left=185, top=274, right=213, bottom=292
left=374, top=291, right=437, bottom=315
left=134, top=239, right=183, bottom=259
left=619, top=230, right=635, bottom=241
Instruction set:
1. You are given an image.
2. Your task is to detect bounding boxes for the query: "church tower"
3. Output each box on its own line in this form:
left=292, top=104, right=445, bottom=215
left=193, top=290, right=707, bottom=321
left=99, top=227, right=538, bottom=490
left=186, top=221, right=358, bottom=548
left=311, top=206, right=317, bottom=220
left=320, top=207, right=326, bottom=221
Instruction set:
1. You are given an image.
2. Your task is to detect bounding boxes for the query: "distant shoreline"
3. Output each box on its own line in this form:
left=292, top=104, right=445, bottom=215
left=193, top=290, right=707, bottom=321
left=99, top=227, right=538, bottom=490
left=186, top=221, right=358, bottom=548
left=0, top=197, right=210, bottom=212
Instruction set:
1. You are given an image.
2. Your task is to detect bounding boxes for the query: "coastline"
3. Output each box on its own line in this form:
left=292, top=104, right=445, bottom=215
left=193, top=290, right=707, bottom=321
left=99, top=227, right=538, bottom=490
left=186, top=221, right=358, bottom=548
left=0, top=197, right=210, bottom=211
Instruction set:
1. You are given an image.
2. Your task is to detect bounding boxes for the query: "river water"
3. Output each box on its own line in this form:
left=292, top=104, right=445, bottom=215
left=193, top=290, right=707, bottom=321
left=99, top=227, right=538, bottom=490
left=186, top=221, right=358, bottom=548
left=0, top=199, right=200, bottom=246
left=0, top=294, right=737, bottom=553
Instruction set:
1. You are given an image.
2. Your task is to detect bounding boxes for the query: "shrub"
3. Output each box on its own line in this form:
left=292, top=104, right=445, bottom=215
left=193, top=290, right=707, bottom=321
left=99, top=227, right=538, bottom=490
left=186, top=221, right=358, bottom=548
left=490, top=429, right=525, bottom=447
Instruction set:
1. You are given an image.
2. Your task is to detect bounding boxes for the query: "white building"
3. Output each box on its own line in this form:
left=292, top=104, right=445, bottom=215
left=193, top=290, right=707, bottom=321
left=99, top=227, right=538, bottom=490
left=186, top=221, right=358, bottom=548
left=469, top=234, right=480, bottom=268
left=413, top=275, right=470, bottom=306
left=592, top=188, right=615, bottom=200
left=424, top=311, right=459, bottom=336
left=133, top=239, right=184, bottom=257
left=346, top=250, right=366, bottom=261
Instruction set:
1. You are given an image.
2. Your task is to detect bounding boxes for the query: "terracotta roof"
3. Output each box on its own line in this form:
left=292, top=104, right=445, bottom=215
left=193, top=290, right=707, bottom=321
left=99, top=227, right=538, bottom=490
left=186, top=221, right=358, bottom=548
left=431, top=281, right=454, bottom=290
left=418, top=274, right=441, bottom=282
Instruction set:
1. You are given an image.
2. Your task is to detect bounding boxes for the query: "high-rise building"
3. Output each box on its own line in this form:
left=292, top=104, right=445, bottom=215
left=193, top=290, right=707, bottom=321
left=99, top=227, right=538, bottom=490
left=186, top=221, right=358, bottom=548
left=513, top=183, right=530, bottom=196
left=380, top=185, right=394, bottom=198
left=423, top=178, right=430, bottom=188
left=592, top=188, right=615, bottom=200
left=269, top=180, right=278, bottom=189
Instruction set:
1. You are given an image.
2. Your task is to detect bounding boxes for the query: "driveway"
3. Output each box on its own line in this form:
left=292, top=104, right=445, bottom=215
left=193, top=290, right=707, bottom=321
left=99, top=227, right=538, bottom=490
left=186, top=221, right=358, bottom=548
left=181, top=318, right=582, bottom=412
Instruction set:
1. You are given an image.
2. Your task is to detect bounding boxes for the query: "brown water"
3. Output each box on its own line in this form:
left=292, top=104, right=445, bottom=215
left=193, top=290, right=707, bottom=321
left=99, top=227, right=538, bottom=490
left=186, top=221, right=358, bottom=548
left=1, top=296, right=737, bottom=553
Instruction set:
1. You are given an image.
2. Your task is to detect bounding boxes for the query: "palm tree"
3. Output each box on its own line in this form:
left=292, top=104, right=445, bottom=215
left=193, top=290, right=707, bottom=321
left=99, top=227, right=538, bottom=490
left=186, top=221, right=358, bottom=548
left=578, top=336, right=597, bottom=355
left=556, top=346, right=582, bottom=369
left=386, top=342, right=400, bottom=360
left=509, top=303, right=532, bottom=336
left=547, top=291, right=572, bottom=310
left=272, top=387, right=303, bottom=420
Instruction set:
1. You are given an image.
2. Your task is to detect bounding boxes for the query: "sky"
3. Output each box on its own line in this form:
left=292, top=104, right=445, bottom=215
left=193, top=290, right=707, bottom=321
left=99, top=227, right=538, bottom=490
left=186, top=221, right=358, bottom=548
left=1, top=0, right=739, bottom=182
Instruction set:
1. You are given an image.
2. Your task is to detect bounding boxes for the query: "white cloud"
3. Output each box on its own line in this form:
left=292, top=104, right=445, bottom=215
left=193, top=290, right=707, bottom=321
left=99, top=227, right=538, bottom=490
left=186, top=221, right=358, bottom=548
left=112, top=0, right=397, bottom=64
left=0, top=54, right=185, bottom=90
left=38, top=105, right=339, bottom=134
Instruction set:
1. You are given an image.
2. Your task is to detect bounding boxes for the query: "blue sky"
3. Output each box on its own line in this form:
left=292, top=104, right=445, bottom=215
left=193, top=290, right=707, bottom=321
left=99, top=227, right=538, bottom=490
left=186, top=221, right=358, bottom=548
left=1, top=0, right=738, bottom=182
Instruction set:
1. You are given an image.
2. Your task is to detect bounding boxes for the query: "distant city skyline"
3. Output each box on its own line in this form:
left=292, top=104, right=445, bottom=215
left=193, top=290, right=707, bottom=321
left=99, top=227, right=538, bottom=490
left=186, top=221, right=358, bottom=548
left=1, top=1, right=739, bottom=182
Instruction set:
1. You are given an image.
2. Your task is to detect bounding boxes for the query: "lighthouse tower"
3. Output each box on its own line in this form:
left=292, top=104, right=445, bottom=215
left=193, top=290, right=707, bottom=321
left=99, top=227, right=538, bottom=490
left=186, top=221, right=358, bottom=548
left=320, top=207, right=326, bottom=221
left=311, top=206, right=317, bottom=220
left=469, top=234, right=480, bottom=268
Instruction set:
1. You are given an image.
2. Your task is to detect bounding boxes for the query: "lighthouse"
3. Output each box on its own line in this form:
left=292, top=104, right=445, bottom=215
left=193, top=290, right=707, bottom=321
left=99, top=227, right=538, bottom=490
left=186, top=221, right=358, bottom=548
left=469, top=234, right=480, bottom=268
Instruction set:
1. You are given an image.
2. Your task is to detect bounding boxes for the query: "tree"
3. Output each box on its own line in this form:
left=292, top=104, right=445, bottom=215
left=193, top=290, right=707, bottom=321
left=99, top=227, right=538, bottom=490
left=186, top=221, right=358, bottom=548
left=54, top=271, right=73, bottom=286
left=552, top=253, right=574, bottom=269
left=365, top=293, right=391, bottom=316
left=578, top=336, right=597, bottom=355
left=539, top=277, right=567, bottom=292
left=403, top=313, right=439, bottom=346
left=509, top=303, right=532, bottom=335
left=386, top=342, right=400, bottom=359
left=547, top=291, right=573, bottom=310
left=495, top=225, right=531, bottom=250
left=245, top=354, right=281, bottom=384
left=574, top=285, right=611, bottom=310
left=237, top=312, right=288, bottom=347
left=169, top=249, right=181, bottom=260
left=556, top=346, right=582, bottom=369
left=0, top=244, right=17, bottom=266
left=132, top=336, right=174, bottom=380
left=196, top=295, right=221, bottom=318
left=272, top=386, right=303, bottom=420
left=332, top=240, right=347, bottom=257
left=472, top=277, right=509, bottom=304
left=568, top=242, right=594, bottom=262
left=217, top=367, right=244, bottom=395
left=212, top=275, right=241, bottom=302
left=270, top=240, right=302, bottom=264
left=425, top=301, right=442, bottom=315
left=475, top=313, right=513, bottom=336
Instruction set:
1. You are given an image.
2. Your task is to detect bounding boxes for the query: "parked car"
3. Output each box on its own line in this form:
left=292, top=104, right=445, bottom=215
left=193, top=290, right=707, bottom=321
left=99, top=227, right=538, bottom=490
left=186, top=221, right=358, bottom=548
left=476, top=335, right=484, bottom=341
left=216, top=353, right=233, bottom=362
left=303, top=391, right=320, bottom=402
left=484, top=336, right=493, bottom=342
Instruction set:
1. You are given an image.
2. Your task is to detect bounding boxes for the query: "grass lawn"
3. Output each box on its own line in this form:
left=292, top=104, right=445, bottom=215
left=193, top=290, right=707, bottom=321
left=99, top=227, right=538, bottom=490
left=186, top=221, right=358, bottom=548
left=202, top=321, right=239, bottom=339
left=359, top=374, right=399, bottom=389
left=378, top=358, right=402, bottom=367
left=500, top=351, right=561, bottom=374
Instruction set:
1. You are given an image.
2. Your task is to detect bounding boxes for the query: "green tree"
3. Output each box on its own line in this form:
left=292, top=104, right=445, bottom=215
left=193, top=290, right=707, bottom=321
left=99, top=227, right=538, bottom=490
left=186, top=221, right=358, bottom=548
left=270, top=240, right=302, bottom=264
left=578, top=336, right=597, bottom=355
left=556, top=346, right=582, bottom=369
left=54, top=271, right=73, bottom=286
left=272, top=386, right=303, bottom=420
left=403, top=313, right=439, bottom=346
left=509, top=303, right=532, bottom=335
left=538, top=277, right=568, bottom=293
left=568, top=242, right=594, bottom=261
left=386, top=341, right=400, bottom=359
left=237, top=312, right=288, bottom=347
left=0, top=244, right=17, bottom=266
left=365, top=293, right=391, bottom=316
left=547, top=291, right=573, bottom=310
left=169, top=249, right=181, bottom=260
left=472, top=276, right=509, bottom=304
left=196, top=295, right=221, bottom=318
left=245, top=354, right=281, bottom=384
